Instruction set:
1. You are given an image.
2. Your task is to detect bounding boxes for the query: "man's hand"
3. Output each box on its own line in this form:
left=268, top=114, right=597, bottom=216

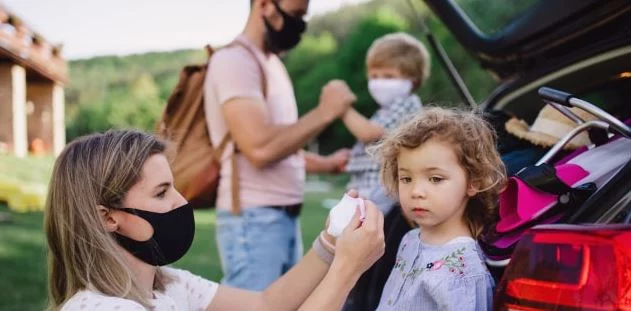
left=326, top=148, right=350, bottom=173
left=317, top=80, right=357, bottom=123
left=304, top=149, right=350, bottom=174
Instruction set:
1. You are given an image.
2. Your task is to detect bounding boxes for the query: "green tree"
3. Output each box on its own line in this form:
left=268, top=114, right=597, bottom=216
left=65, top=0, right=531, bottom=151
left=284, top=32, right=338, bottom=80
left=287, top=8, right=411, bottom=153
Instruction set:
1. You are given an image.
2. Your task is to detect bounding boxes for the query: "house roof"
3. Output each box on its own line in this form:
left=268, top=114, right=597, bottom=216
left=0, top=6, right=68, bottom=85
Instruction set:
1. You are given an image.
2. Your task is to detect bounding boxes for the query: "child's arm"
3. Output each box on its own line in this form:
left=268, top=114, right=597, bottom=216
left=342, top=108, right=385, bottom=144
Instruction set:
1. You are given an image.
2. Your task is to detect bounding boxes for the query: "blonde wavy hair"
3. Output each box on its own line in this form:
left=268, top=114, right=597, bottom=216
left=45, top=129, right=172, bottom=310
left=370, top=107, right=507, bottom=237
left=366, top=32, right=431, bottom=89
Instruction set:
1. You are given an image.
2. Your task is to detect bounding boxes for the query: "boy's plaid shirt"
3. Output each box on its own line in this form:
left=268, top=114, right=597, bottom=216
left=346, top=95, right=423, bottom=193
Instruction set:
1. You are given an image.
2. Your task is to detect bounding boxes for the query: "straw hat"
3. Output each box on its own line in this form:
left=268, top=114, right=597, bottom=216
left=505, top=105, right=598, bottom=150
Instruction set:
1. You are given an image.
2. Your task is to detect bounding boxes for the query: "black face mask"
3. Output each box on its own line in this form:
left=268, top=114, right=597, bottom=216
left=113, top=203, right=195, bottom=266
left=263, top=1, right=307, bottom=53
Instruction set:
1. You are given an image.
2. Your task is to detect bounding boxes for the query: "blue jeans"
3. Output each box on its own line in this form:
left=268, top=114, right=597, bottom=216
left=215, top=207, right=303, bottom=291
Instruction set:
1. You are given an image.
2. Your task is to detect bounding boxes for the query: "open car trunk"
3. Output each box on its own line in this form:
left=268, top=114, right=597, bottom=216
left=422, top=0, right=631, bottom=80
left=421, top=0, right=631, bottom=283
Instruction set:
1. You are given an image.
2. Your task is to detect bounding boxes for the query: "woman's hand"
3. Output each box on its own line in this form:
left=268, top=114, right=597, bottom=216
left=320, top=189, right=363, bottom=249
left=331, top=195, right=385, bottom=278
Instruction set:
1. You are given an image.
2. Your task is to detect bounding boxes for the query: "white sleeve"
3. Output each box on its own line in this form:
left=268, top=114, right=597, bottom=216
left=162, top=267, right=219, bottom=310
left=61, top=291, right=145, bottom=311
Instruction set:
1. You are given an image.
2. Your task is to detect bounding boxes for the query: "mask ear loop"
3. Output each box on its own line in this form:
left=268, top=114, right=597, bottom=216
left=270, top=0, right=306, bottom=31
left=268, top=0, right=290, bottom=24
left=271, top=1, right=284, bottom=15
left=108, top=205, right=169, bottom=266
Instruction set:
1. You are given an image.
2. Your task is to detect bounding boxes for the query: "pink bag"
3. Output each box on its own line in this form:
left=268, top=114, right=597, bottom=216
left=496, top=163, right=589, bottom=233
left=481, top=162, right=596, bottom=262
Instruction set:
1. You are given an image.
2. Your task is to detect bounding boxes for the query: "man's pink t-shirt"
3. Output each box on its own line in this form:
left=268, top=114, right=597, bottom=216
left=204, top=35, right=305, bottom=211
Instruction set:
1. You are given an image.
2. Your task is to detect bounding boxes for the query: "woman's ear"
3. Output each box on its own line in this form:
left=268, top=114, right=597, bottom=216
left=466, top=181, right=480, bottom=198
left=97, top=205, right=119, bottom=232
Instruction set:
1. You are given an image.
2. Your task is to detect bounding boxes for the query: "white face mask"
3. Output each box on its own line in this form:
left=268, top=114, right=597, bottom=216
left=368, top=78, right=413, bottom=107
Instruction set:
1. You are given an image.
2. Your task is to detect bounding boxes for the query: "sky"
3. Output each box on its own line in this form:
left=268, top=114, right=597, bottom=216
left=2, top=0, right=368, bottom=60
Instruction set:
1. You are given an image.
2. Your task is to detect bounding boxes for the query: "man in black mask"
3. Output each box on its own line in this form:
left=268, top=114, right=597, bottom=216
left=261, top=0, right=307, bottom=53
left=204, top=0, right=357, bottom=291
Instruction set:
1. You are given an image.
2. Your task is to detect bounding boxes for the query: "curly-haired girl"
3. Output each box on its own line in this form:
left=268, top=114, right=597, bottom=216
left=372, top=107, right=506, bottom=310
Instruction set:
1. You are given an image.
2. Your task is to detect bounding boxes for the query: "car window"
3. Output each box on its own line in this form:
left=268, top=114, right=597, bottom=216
left=577, top=73, right=631, bottom=122
left=454, top=0, right=538, bottom=35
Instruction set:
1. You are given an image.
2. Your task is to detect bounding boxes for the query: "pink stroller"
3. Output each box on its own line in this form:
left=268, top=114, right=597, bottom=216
left=481, top=87, right=631, bottom=275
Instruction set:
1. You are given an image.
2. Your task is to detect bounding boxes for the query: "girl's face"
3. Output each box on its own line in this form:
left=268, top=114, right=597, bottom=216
left=107, top=154, right=187, bottom=241
left=397, top=138, right=477, bottom=234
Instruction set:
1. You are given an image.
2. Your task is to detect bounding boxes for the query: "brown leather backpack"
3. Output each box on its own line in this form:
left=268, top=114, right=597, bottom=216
left=155, top=42, right=265, bottom=213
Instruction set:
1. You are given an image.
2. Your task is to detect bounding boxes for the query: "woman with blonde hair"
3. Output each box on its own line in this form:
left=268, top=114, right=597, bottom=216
left=45, top=129, right=384, bottom=310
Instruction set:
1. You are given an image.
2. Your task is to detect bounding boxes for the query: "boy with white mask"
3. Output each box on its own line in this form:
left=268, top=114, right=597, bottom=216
left=343, top=32, right=431, bottom=213
left=340, top=32, right=430, bottom=311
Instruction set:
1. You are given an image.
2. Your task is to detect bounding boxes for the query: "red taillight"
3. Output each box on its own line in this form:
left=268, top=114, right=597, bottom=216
left=494, top=224, right=631, bottom=311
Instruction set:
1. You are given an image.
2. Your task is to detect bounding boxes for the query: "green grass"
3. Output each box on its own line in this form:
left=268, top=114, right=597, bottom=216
left=0, top=184, right=344, bottom=311
left=0, top=153, right=347, bottom=310
left=0, top=155, right=55, bottom=185
left=0, top=203, right=48, bottom=311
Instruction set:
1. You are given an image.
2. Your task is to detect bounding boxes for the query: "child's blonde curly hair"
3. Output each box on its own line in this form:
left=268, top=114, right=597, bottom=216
left=370, top=107, right=507, bottom=237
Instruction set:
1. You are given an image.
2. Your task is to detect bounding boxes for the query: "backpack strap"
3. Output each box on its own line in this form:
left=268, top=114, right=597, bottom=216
left=213, top=134, right=231, bottom=160
left=211, top=131, right=240, bottom=215
left=233, top=40, right=268, bottom=98
left=204, top=44, right=214, bottom=61
left=214, top=38, right=268, bottom=215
